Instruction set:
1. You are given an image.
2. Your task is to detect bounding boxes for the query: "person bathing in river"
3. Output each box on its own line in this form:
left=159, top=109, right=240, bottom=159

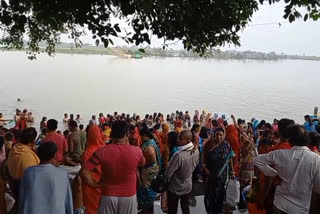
left=69, top=114, right=75, bottom=123
left=63, top=113, right=69, bottom=123
left=0, top=113, right=11, bottom=128
left=15, top=113, right=28, bottom=130
left=76, top=114, right=81, bottom=124
left=26, top=112, right=34, bottom=127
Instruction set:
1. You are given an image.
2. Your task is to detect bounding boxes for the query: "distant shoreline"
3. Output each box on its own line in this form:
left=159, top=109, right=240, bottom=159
left=1, top=46, right=320, bottom=61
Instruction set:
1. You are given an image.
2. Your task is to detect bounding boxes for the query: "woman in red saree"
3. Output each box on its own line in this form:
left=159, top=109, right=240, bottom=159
left=225, top=124, right=240, bottom=177
left=129, top=125, right=142, bottom=147
left=81, top=125, right=105, bottom=214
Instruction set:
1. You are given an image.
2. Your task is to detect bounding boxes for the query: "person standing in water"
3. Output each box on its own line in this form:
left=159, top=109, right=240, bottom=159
left=15, top=113, right=28, bottom=130
left=76, top=114, right=81, bottom=124
left=26, top=112, right=34, bottom=127
left=40, top=117, right=47, bottom=132
left=63, top=113, right=69, bottom=123
left=0, top=113, right=11, bottom=128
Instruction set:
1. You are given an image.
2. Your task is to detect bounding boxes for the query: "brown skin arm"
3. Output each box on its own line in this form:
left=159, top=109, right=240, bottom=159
left=71, top=175, right=83, bottom=209
left=68, top=133, right=75, bottom=154
left=231, top=115, right=240, bottom=130
left=144, top=146, right=157, bottom=165
left=64, top=156, right=79, bottom=166
left=80, top=168, right=101, bottom=188
left=229, top=158, right=235, bottom=178
left=162, top=147, right=169, bottom=167
left=202, top=142, right=211, bottom=176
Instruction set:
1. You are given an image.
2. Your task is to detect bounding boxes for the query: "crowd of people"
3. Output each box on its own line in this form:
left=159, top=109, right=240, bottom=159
left=0, top=108, right=320, bottom=214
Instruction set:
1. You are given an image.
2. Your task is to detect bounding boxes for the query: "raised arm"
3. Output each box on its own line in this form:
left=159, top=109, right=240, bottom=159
left=231, top=115, right=239, bottom=129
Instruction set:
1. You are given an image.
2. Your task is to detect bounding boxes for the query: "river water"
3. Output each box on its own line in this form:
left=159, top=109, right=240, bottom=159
left=0, top=51, right=319, bottom=129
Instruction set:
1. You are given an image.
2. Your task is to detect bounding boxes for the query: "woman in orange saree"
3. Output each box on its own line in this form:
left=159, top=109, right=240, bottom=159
left=160, top=123, right=170, bottom=165
left=225, top=124, right=240, bottom=177
left=81, top=125, right=105, bottom=214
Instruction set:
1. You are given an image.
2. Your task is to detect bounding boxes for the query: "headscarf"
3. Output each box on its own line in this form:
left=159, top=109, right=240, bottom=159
left=205, top=118, right=213, bottom=130
left=162, top=123, right=170, bottom=134
left=225, top=124, right=240, bottom=175
left=132, top=127, right=142, bottom=147
left=205, top=113, right=212, bottom=123
left=82, top=125, right=105, bottom=214
left=218, top=118, right=224, bottom=127
left=82, top=125, right=105, bottom=162
left=7, top=143, right=40, bottom=179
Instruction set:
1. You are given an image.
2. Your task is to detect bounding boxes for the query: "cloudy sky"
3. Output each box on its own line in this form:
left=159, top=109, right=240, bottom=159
left=59, top=2, right=320, bottom=56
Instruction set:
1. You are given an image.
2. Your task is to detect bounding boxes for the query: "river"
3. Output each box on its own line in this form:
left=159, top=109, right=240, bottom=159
left=0, top=51, right=319, bottom=129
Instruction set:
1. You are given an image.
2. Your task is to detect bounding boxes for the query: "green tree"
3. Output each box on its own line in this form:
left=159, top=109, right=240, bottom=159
left=0, top=0, right=319, bottom=59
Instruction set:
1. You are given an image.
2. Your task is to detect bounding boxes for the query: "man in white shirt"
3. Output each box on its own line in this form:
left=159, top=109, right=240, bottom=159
left=254, top=125, right=320, bottom=214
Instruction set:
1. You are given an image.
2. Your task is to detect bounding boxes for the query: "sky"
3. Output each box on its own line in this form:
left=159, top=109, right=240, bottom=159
left=230, top=2, right=320, bottom=56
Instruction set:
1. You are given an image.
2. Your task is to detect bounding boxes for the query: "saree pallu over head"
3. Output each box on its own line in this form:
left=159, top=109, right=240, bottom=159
left=82, top=125, right=105, bottom=214
left=132, top=127, right=142, bottom=147
left=7, top=143, right=40, bottom=179
left=225, top=125, right=240, bottom=176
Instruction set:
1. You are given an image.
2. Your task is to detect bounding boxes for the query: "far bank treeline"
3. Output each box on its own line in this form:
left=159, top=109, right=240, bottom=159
left=1, top=43, right=319, bottom=61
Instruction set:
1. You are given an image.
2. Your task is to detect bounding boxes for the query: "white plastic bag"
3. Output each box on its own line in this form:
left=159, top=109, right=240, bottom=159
left=225, top=179, right=240, bottom=207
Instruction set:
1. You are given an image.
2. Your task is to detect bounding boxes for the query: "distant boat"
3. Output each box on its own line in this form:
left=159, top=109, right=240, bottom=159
left=108, top=48, right=143, bottom=59
left=131, top=53, right=143, bottom=59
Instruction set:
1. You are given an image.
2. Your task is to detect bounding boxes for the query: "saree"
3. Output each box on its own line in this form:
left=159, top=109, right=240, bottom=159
left=153, top=130, right=163, bottom=154
left=7, top=143, right=40, bottom=179
left=81, top=126, right=105, bottom=214
left=133, top=127, right=142, bottom=146
left=160, top=124, right=169, bottom=166
left=239, top=135, right=254, bottom=187
left=204, top=141, right=233, bottom=214
left=225, top=125, right=240, bottom=177
left=138, top=139, right=162, bottom=208
left=246, top=145, right=271, bottom=214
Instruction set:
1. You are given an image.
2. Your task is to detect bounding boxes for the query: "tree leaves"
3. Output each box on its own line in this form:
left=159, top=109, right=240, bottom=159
left=0, top=0, right=319, bottom=58
left=289, top=14, right=295, bottom=22
left=270, top=0, right=320, bottom=23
